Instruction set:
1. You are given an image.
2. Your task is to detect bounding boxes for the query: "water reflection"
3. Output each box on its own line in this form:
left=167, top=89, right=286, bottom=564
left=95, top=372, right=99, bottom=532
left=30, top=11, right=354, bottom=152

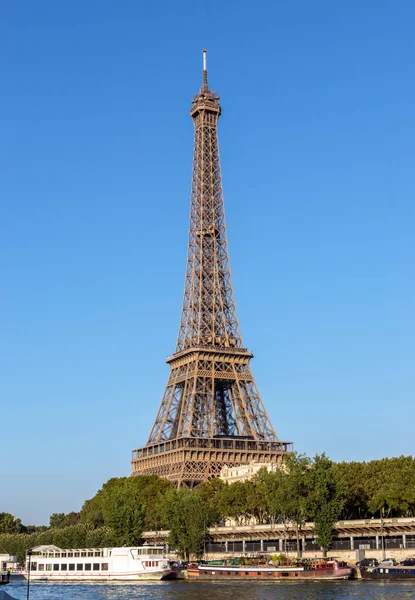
left=8, top=580, right=415, bottom=600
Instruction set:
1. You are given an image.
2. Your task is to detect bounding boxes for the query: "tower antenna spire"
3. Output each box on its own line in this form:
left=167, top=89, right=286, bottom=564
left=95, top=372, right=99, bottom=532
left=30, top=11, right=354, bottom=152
left=202, top=48, right=208, bottom=91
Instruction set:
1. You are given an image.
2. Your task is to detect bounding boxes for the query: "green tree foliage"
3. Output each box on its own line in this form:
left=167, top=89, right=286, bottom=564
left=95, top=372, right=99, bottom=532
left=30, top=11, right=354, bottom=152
left=49, top=512, right=80, bottom=528
left=216, top=481, right=249, bottom=525
left=80, top=475, right=174, bottom=535
left=256, top=455, right=313, bottom=554
left=0, top=513, right=23, bottom=534
left=366, top=456, right=415, bottom=517
left=333, top=461, right=370, bottom=519
left=161, top=488, right=216, bottom=560
left=194, top=477, right=225, bottom=522
left=307, top=454, right=345, bottom=554
left=49, top=513, right=66, bottom=528
left=100, top=478, right=146, bottom=546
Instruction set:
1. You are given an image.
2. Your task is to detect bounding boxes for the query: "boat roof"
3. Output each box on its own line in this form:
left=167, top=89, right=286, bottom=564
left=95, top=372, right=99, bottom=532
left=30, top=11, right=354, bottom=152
left=30, top=545, right=164, bottom=553
left=31, top=545, right=63, bottom=552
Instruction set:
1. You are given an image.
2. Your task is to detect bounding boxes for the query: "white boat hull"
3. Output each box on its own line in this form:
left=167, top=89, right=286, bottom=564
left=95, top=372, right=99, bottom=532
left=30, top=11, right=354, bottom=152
left=26, top=569, right=172, bottom=582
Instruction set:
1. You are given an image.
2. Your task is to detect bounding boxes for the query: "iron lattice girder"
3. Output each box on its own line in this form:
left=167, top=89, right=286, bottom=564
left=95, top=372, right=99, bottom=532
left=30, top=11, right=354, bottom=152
left=146, top=345, right=277, bottom=443
left=132, top=57, right=292, bottom=485
left=177, top=88, right=241, bottom=353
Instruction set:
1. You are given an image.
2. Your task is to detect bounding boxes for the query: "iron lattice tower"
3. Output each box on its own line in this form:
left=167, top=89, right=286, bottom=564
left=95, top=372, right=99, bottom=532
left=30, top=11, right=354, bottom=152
left=132, top=51, right=292, bottom=486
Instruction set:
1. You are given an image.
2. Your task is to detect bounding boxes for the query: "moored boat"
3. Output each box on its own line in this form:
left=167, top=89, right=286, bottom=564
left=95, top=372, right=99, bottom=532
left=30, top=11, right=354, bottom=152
left=360, top=564, right=415, bottom=580
left=25, top=544, right=173, bottom=581
left=187, top=558, right=352, bottom=580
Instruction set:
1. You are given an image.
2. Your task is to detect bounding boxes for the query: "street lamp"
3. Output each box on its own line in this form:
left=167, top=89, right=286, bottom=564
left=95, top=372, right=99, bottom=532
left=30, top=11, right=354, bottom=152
left=380, top=508, right=386, bottom=560
left=26, top=548, right=32, bottom=600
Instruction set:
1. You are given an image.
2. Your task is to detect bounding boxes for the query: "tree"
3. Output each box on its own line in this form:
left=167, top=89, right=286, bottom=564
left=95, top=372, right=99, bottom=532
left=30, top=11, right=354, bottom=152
left=80, top=475, right=173, bottom=533
left=366, top=457, right=415, bottom=518
left=264, top=454, right=313, bottom=556
left=100, top=478, right=146, bottom=546
left=161, top=488, right=216, bottom=560
left=334, top=461, right=370, bottom=520
left=0, top=513, right=23, bottom=534
left=307, top=454, right=345, bottom=555
left=255, top=467, right=282, bottom=524
left=49, top=513, right=66, bottom=528
left=194, top=477, right=225, bottom=523
left=49, top=512, right=80, bottom=529
left=244, top=479, right=270, bottom=524
left=216, top=481, right=250, bottom=525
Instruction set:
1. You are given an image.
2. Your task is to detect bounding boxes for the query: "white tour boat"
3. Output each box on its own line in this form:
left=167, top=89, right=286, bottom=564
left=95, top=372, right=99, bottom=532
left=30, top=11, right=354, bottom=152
left=25, top=544, right=173, bottom=581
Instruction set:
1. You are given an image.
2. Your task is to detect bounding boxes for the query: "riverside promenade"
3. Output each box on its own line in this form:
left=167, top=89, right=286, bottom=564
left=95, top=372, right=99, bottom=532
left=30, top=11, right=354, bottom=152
left=143, top=516, right=415, bottom=563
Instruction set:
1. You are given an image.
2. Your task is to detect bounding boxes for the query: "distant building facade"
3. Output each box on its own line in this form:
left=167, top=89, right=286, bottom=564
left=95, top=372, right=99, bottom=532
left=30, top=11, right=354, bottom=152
left=0, top=553, right=18, bottom=570
left=220, top=461, right=281, bottom=484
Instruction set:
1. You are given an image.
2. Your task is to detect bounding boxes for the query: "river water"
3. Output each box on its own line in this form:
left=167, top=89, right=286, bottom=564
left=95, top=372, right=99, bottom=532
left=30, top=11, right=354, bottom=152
left=7, top=580, right=415, bottom=600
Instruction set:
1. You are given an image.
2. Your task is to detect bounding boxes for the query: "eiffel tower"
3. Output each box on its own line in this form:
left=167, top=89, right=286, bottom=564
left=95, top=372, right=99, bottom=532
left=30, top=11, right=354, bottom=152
left=132, top=51, right=293, bottom=486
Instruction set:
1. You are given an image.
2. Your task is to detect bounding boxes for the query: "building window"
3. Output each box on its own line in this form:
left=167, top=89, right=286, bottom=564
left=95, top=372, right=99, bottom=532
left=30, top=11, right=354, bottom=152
left=93, top=563, right=100, bottom=571
left=76, top=564, right=83, bottom=571
left=85, top=564, right=91, bottom=571
left=69, top=564, right=75, bottom=571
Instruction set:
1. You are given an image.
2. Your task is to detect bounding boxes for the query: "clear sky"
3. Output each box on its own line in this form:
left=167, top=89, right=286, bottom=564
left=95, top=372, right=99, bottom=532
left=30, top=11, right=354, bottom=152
left=1, top=0, right=414, bottom=526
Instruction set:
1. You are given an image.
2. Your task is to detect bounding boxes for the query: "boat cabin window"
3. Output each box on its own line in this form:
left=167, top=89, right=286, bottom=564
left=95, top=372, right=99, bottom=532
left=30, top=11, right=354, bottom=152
left=55, top=553, right=60, bottom=558
left=137, top=548, right=162, bottom=555
left=61, top=564, right=67, bottom=571
left=93, top=563, right=100, bottom=571
left=69, top=564, right=75, bottom=571
left=102, top=563, right=108, bottom=571
left=94, top=551, right=101, bottom=557
left=81, top=552, right=87, bottom=557
left=46, top=565, right=52, bottom=571
left=74, top=552, right=80, bottom=557
left=61, top=553, right=67, bottom=558
left=76, top=564, right=83, bottom=571
left=53, top=564, right=59, bottom=571
left=38, top=564, right=44, bottom=571
left=88, top=552, right=93, bottom=557
left=85, top=564, right=91, bottom=571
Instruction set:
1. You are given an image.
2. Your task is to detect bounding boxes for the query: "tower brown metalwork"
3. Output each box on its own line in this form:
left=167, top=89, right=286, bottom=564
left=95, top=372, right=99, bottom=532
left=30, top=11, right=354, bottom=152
left=132, top=51, right=293, bottom=486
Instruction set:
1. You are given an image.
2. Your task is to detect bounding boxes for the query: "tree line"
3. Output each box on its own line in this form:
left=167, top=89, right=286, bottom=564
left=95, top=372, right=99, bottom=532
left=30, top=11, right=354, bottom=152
left=1, top=454, right=414, bottom=561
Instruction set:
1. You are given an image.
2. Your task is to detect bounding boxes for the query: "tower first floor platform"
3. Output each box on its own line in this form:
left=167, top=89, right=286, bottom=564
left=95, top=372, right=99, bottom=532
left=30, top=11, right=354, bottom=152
left=131, top=436, right=293, bottom=487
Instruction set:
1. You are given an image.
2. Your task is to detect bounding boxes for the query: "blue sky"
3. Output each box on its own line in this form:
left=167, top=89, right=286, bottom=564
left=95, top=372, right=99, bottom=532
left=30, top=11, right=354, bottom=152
left=1, top=0, right=414, bottom=525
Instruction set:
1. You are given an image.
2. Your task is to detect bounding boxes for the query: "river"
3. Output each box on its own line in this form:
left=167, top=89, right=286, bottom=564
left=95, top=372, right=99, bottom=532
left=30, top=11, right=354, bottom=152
left=7, top=580, right=415, bottom=600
